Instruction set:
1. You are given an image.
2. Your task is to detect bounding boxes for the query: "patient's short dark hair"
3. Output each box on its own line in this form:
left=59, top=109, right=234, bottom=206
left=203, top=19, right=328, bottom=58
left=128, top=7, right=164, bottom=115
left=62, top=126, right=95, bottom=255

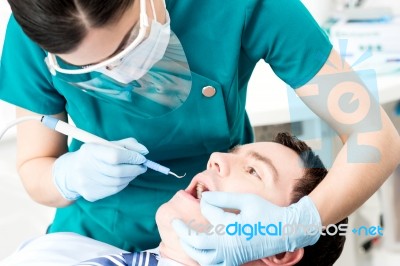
left=7, top=0, right=135, bottom=53
left=273, top=132, right=348, bottom=266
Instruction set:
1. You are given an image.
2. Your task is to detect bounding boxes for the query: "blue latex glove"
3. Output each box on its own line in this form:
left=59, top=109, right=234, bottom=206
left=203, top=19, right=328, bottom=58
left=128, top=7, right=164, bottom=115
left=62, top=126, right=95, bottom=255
left=172, top=192, right=321, bottom=266
left=53, top=138, right=148, bottom=202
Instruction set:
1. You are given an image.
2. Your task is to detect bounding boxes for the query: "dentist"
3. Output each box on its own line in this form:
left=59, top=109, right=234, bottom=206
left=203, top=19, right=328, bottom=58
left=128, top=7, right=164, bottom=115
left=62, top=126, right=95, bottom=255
left=0, top=0, right=398, bottom=265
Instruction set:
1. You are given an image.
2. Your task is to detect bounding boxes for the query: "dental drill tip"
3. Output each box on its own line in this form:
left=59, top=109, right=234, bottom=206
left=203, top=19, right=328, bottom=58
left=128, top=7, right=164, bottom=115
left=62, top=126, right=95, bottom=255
left=169, top=172, right=186, bottom=178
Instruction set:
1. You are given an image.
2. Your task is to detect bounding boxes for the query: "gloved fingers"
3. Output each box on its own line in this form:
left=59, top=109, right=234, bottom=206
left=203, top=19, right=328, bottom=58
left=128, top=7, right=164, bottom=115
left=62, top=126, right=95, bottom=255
left=85, top=175, right=135, bottom=187
left=173, top=219, right=226, bottom=265
left=117, top=150, right=148, bottom=165
left=96, top=163, right=147, bottom=179
left=201, top=191, right=259, bottom=211
left=82, top=184, right=128, bottom=202
left=79, top=182, right=129, bottom=202
left=112, top=138, right=149, bottom=155
left=178, top=238, right=220, bottom=266
left=200, top=197, right=239, bottom=225
left=208, top=191, right=273, bottom=212
left=172, top=219, right=217, bottom=250
left=81, top=142, right=147, bottom=165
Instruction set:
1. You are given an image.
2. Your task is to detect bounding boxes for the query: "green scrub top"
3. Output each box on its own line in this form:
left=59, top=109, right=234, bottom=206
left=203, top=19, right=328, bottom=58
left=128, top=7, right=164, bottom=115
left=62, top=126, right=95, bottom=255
left=0, top=0, right=332, bottom=251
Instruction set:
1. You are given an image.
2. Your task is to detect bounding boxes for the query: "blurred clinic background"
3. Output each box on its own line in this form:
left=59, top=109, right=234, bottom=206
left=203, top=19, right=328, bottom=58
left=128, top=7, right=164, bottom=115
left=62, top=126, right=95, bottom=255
left=1, top=0, right=400, bottom=265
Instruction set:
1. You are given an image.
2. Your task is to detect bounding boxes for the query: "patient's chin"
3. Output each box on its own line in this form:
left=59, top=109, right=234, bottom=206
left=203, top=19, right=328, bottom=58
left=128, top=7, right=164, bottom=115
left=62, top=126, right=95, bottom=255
left=156, top=192, right=204, bottom=247
left=156, top=191, right=210, bottom=266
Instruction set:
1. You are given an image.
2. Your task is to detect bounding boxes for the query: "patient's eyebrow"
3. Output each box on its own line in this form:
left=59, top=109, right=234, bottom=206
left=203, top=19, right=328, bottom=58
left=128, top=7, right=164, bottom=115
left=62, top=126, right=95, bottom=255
left=230, top=145, right=278, bottom=181
left=248, top=151, right=278, bottom=181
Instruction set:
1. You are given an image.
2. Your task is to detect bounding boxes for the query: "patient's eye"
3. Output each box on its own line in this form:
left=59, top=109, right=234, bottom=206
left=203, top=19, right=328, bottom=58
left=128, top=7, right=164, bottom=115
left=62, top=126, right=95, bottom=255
left=246, top=167, right=261, bottom=180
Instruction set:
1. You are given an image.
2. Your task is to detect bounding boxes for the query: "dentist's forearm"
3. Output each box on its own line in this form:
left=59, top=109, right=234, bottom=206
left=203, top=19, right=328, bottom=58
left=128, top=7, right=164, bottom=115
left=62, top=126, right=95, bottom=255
left=15, top=108, right=71, bottom=207
left=309, top=108, right=400, bottom=226
left=18, top=157, right=72, bottom=207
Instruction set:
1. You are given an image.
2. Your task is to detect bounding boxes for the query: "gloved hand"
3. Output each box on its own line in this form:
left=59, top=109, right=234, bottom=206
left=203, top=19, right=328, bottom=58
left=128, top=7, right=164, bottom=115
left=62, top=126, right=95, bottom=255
left=172, top=192, right=321, bottom=266
left=53, top=138, right=148, bottom=202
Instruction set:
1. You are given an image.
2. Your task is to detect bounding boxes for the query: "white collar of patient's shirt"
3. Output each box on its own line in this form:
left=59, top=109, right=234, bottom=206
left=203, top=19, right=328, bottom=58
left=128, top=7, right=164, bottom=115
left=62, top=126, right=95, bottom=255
left=0, top=232, right=185, bottom=266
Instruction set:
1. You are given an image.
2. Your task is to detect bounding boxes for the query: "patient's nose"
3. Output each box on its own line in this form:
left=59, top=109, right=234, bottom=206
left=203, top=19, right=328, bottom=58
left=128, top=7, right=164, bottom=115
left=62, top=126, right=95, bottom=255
left=207, top=152, right=230, bottom=176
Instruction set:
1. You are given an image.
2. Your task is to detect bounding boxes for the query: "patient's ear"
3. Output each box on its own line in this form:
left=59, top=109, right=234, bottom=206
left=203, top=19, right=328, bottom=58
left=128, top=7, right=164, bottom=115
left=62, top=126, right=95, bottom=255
left=259, top=249, right=304, bottom=266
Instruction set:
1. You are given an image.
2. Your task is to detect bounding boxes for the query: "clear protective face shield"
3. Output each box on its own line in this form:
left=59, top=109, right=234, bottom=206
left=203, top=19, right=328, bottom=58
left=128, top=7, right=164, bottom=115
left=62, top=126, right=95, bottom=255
left=45, top=0, right=191, bottom=119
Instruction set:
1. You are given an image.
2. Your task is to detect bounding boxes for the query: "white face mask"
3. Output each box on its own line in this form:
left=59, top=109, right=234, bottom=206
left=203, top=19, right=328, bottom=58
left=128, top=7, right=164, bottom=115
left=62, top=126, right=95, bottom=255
left=96, top=12, right=171, bottom=84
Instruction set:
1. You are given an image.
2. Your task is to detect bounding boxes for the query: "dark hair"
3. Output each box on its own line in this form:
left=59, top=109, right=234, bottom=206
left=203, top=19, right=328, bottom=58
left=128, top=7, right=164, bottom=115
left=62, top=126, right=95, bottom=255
left=273, top=132, right=348, bottom=266
left=7, top=0, right=135, bottom=53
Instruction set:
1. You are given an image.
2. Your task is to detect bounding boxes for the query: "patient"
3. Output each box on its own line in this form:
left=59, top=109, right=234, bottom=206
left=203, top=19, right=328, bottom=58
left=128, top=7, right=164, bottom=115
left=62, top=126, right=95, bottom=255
left=1, top=133, right=347, bottom=266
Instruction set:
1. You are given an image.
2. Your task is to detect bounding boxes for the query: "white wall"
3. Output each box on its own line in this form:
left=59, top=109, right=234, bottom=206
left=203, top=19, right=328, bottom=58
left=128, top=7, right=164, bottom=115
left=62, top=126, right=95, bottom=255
left=301, top=0, right=335, bottom=24
left=0, top=3, right=54, bottom=260
left=363, top=0, right=400, bottom=14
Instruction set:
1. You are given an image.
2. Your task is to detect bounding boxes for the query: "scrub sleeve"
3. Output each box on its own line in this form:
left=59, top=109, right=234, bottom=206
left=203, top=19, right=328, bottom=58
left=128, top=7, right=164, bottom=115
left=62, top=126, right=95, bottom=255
left=0, top=0, right=332, bottom=251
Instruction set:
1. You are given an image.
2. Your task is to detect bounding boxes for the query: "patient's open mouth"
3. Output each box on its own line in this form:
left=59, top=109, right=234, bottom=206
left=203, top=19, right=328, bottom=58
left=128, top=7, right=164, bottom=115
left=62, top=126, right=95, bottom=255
left=196, top=182, right=209, bottom=200
left=185, top=174, right=212, bottom=202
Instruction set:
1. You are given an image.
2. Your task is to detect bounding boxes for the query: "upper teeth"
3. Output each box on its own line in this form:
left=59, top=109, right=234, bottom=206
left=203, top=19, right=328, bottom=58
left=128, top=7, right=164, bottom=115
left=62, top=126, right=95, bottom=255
left=196, top=182, right=205, bottom=199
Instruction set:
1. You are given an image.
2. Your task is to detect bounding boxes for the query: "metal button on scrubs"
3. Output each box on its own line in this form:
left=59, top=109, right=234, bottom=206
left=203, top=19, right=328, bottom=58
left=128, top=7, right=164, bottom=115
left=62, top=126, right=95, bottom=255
left=202, top=86, right=216, bottom=97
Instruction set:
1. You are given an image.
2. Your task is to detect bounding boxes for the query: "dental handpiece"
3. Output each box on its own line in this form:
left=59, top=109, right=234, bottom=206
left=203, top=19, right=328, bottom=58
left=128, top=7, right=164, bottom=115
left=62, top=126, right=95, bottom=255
left=41, top=116, right=185, bottom=178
